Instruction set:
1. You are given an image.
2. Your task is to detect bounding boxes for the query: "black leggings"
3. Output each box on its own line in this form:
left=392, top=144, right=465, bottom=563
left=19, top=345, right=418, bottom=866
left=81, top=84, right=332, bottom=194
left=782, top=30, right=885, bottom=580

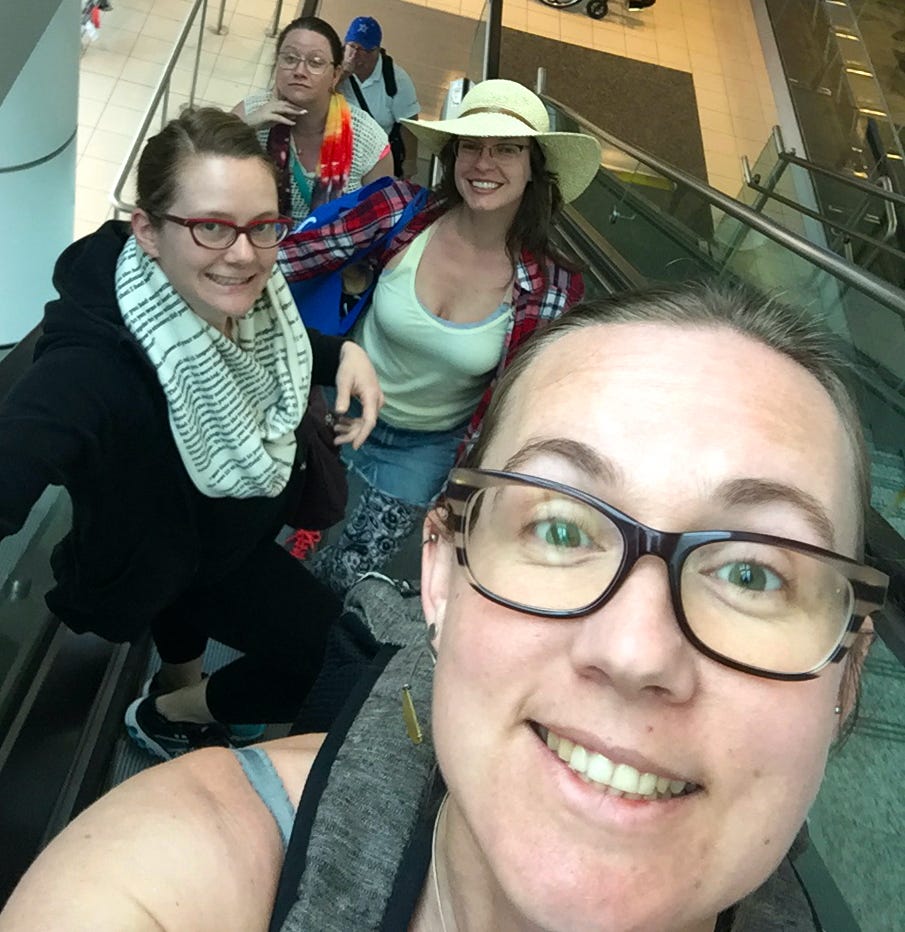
left=150, top=541, right=341, bottom=723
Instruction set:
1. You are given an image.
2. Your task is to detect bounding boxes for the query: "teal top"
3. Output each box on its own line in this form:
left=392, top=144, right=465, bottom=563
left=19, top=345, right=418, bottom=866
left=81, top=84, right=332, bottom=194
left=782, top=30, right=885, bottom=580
left=231, top=746, right=294, bottom=849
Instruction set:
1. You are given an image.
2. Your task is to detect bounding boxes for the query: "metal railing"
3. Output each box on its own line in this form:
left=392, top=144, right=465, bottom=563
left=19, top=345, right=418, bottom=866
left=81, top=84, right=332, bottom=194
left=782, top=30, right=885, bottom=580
left=110, top=0, right=209, bottom=216
left=744, top=162, right=902, bottom=265
left=544, top=94, right=905, bottom=322
left=741, top=123, right=905, bottom=274
left=212, top=0, right=285, bottom=38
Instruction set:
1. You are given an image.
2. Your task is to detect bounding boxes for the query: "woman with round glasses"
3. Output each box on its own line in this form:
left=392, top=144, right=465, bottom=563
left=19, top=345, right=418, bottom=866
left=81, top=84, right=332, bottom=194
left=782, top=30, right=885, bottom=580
left=280, top=78, right=601, bottom=596
left=0, top=280, right=887, bottom=931
left=233, top=16, right=394, bottom=222
left=0, top=108, right=383, bottom=759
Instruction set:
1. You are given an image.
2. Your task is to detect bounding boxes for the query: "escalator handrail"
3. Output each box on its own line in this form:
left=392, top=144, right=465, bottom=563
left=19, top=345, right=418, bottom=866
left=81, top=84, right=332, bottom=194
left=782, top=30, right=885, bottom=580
left=778, top=149, right=905, bottom=210
left=741, top=176, right=905, bottom=264
left=542, top=94, right=905, bottom=321
left=110, top=0, right=207, bottom=215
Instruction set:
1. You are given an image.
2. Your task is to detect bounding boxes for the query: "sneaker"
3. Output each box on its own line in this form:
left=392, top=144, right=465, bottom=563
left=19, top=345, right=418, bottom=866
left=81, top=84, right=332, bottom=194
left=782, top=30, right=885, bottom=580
left=627, top=0, right=655, bottom=9
left=141, top=672, right=266, bottom=742
left=140, top=670, right=205, bottom=698
left=124, top=695, right=232, bottom=761
left=286, top=527, right=322, bottom=560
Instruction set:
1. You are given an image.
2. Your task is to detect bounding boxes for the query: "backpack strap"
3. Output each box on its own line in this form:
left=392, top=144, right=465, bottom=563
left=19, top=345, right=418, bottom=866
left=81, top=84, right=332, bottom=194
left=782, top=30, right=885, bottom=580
left=347, top=75, right=371, bottom=116
left=380, top=50, right=397, bottom=98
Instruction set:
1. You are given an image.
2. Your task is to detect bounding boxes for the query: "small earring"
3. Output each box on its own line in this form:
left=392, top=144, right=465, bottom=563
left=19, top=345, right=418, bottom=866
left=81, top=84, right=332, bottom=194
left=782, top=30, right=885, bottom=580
left=421, top=532, right=438, bottom=546
left=426, top=622, right=439, bottom=661
left=833, top=705, right=842, bottom=715
left=401, top=645, right=434, bottom=746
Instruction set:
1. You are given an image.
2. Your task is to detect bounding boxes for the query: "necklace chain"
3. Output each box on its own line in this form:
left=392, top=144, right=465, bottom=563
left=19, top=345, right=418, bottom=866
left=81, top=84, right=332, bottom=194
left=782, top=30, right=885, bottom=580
left=430, top=794, right=451, bottom=932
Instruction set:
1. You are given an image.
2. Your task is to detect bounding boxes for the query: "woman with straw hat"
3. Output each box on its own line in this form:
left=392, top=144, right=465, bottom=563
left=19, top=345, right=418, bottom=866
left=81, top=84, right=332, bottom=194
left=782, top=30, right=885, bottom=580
left=280, top=78, right=601, bottom=594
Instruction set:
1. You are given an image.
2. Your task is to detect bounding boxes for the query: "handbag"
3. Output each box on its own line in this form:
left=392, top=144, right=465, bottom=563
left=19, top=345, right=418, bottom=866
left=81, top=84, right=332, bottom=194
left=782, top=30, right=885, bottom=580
left=285, top=178, right=429, bottom=336
left=289, top=387, right=348, bottom=531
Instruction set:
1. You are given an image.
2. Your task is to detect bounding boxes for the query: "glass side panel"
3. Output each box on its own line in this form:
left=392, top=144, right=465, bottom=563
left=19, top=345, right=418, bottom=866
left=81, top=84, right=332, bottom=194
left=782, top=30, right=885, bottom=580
left=0, top=490, right=71, bottom=738
left=738, top=134, right=903, bottom=272
left=781, top=162, right=905, bottom=288
left=738, top=139, right=812, bottom=240
left=804, top=166, right=892, bottom=246
left=762, top=0, right=905, bottom=175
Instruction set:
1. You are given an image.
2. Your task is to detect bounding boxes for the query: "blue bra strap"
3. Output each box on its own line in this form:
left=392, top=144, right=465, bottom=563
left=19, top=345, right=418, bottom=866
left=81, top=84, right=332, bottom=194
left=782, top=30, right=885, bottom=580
left=231, top=746, right=295, bottom=849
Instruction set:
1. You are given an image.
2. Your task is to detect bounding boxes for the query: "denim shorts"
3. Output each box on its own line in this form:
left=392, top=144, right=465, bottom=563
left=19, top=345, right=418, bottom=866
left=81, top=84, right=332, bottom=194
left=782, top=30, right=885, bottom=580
left=325, top=390, right=466, bottom=507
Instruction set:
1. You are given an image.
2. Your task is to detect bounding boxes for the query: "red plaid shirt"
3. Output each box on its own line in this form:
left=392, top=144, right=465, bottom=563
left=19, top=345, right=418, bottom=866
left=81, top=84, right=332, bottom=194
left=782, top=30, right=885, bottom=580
left=279, top=180, right=585, bottom=450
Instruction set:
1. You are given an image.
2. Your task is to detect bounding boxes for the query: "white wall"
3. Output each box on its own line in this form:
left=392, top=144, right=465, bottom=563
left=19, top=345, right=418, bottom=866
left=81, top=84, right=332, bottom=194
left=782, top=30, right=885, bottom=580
left=0, top=0, right=79, bottom=345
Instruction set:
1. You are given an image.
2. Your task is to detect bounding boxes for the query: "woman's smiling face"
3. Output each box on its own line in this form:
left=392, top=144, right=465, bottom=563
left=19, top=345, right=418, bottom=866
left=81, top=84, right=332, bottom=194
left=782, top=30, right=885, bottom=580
left=132, top=155, right=280, bottom=333
left=452, top=136, right=532, bottom=219
left=422, top=322, right=860, bottom=932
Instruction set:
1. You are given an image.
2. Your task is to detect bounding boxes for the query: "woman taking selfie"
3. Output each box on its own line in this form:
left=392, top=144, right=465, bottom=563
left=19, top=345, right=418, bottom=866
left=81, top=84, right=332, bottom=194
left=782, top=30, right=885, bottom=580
left=234, top=16, right=393, bottom=222
left=0, top=108, right=382, bottom=759
left=0, top=281, right=887, bottom=931
left=280, top=78, right=601, bottom=595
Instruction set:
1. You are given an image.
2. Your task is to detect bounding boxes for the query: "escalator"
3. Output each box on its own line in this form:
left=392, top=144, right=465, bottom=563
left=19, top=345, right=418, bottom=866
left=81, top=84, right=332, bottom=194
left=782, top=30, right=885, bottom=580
left=2, top=1, right=904, bottom=926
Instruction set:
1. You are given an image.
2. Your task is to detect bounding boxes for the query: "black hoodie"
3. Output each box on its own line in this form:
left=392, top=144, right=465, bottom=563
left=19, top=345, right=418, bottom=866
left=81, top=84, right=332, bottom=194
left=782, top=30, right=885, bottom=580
left=0, top=221, right=343, bottom=642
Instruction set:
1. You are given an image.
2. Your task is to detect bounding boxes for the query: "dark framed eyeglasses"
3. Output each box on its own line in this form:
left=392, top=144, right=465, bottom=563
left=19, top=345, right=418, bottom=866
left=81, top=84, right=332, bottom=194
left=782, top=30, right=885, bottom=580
left=276, top=51, right=332, bottom=74
left=160, top=215, right=293, bottom=249
left=453, top=138, right=530, bottom=163
left=444, top=468, right=888, bottom=681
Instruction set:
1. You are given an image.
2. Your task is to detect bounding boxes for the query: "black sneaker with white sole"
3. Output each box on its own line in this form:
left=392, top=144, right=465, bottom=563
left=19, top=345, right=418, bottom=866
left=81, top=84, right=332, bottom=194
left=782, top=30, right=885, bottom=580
left=124, top=695, right=232, bottom=761
left=627, top=0, right=656, bottom=10
left=140, top=672, right=265, bottom=742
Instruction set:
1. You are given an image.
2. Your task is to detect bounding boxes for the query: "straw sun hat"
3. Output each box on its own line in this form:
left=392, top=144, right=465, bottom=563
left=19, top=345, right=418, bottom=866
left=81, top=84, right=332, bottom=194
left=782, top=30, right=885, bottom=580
left=401, top=79, right=601, bottom=203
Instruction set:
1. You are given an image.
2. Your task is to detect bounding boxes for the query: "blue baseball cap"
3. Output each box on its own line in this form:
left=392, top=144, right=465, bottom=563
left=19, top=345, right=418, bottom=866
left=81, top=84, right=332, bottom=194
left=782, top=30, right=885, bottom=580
left=345, top=16, right=382, bottom=50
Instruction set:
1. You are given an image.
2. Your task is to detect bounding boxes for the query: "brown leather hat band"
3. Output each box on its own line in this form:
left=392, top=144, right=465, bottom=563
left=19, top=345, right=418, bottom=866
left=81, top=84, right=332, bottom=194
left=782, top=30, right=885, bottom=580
left=457, top=106, right=539, bottom=132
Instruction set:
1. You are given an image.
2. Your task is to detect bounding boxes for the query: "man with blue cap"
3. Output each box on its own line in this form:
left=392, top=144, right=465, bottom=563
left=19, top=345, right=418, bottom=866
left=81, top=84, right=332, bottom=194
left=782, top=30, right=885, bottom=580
left=339, top=16, right=420, bottom=179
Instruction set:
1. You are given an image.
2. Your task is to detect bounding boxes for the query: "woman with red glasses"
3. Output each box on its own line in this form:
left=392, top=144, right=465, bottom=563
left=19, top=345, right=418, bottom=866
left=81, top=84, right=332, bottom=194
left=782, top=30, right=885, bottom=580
left=0, top=108, right=383, bottom=759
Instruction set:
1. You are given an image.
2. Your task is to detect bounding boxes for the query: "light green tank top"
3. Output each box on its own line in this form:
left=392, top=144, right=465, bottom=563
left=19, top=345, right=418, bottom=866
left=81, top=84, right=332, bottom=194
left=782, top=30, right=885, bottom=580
left=356, top=225, right=513, bottom=431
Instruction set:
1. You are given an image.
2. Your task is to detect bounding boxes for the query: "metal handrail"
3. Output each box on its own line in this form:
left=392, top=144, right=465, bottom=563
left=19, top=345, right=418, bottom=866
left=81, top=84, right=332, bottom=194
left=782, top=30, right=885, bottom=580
left=878, top=176, right=898, bottom=242
left=110, top=0, right=209, bottom=215
left=772, top=137, right=905, bottom=210
left=781, top=151, right=905, bottom=208
left=742, top=127, right=905, bottom=273
left=741, top=175, right=905, bottom=264
left=543, top=93, right=905, bottom=320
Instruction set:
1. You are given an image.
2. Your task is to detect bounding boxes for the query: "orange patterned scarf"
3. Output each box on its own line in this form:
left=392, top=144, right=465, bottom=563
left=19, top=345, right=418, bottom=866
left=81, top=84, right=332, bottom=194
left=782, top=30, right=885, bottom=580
left=267, top=92, right=354, bottom=217
left=313, top=92, right=353, bottom=209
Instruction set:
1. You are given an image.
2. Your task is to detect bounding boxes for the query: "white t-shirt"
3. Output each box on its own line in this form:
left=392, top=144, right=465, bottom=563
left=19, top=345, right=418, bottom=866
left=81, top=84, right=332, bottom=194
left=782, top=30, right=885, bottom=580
left=339, top=56, right=420, bottom=135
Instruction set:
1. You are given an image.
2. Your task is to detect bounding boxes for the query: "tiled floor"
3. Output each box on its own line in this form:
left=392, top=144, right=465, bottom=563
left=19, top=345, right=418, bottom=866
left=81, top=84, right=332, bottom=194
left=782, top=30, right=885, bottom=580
left=74, top=0, right=779, bottom=239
